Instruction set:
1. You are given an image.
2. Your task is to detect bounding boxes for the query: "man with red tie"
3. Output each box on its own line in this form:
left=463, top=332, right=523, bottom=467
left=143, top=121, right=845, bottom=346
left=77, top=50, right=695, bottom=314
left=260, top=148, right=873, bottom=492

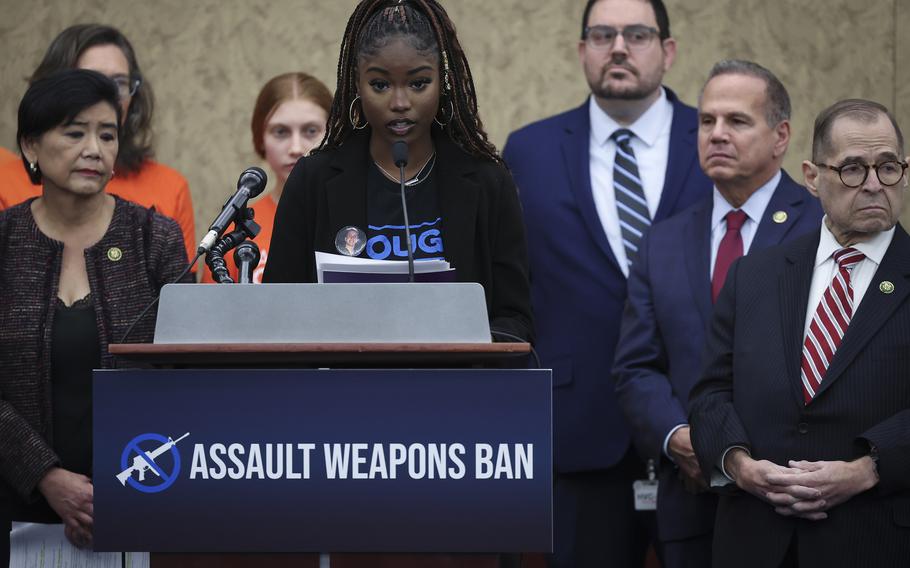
left=613, top=59, right=822, bottom=567
left=689, top=98, right=910, bottom=567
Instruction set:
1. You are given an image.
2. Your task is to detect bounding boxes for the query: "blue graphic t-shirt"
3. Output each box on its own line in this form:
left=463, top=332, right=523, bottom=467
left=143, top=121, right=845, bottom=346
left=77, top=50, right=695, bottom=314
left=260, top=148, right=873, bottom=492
left=366, top=160, right=445, bottom=261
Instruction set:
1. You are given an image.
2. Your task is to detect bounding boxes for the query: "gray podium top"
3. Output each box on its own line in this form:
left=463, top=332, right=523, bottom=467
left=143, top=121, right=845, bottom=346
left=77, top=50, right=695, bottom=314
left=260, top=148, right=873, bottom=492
left=153, top=283, right=492, bottom=344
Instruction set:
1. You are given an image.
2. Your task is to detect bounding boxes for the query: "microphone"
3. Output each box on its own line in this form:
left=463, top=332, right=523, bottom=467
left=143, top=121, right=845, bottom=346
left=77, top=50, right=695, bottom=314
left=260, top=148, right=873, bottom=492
left=393, top=140, right=408, bottom=168
left=393, top=141, right=416, bottom=283
left=233, top=241, right=261, bottom=284
left=197, top=167, right=267, bottom=253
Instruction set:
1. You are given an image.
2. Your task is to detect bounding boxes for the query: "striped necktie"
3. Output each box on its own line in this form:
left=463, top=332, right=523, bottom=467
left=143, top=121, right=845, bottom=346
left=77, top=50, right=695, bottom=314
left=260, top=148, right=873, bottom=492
left=612, top=129, right=651, bottom=267
left=800, top=247, right=865, bottom=403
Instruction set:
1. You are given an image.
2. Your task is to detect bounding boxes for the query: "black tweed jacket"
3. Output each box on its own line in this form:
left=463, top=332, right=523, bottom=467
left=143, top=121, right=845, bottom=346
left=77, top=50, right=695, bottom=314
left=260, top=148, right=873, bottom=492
left=0, top=196, right=189, bottom=504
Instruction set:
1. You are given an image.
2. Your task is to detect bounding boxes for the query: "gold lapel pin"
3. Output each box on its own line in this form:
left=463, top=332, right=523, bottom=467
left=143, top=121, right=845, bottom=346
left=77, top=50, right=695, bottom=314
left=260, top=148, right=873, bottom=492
left=880, top=280, right=895, bottom=294
left=107, top=247, right=123, bottom=262
left=772, top=211, right=788, bottom=224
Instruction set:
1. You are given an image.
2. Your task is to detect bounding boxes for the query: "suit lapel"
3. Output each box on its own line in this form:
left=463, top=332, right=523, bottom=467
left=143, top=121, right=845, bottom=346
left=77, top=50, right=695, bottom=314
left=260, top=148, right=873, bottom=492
left=683, top=200, right=713, bottom=327
left=780, top=233, right=820, bottom=407
left=653, top=89, right=700, bottom=221
left=435, top=133, right=478, bottom=272
left=561, top=104, right=622, bottom=272
left=815, top=226, right=910, bottom=399
left=325, top=132, right=369, bottom=243
left=752, top=172, right=812, bottom=251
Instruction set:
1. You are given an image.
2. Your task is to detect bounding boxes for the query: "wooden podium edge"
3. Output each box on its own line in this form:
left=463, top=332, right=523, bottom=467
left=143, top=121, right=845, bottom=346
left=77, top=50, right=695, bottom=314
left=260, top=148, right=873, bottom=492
left=109, top=342, right=531, bottom=366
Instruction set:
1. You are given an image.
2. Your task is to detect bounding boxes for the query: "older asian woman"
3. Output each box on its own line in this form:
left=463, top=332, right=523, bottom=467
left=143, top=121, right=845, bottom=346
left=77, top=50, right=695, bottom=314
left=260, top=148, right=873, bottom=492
left=0, top=69, right=189, bottom=559
left=0, top=24, right=197, bottom=264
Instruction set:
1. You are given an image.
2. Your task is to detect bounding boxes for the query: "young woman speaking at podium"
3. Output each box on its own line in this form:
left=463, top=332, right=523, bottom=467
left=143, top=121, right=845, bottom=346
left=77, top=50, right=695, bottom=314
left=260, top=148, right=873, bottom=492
left=263, top=0, right=533, bottom=344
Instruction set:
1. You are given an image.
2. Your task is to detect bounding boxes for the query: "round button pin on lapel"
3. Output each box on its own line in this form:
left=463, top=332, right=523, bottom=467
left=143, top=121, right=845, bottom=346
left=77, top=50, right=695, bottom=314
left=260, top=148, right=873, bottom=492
left=772, top=211, right=788, bottom=223
left=107, top=247, right=123, bottom=262
left=335, top=226, right=366, bottom=257
left=879, top=280, right=895, bottom=294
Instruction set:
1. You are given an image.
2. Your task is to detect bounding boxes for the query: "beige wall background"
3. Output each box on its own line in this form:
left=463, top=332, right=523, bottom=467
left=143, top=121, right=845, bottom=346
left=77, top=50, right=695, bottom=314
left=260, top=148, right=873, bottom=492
left=1, top=0, right=909, bottom=236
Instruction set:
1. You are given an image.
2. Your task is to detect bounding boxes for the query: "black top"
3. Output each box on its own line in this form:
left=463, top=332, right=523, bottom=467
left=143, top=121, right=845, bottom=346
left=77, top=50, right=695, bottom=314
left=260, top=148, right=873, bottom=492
left=51, top=296, right=100, bottom=477
left=366, top=158, right=445, bottom=261
left=263, top=129, right=533, bottom=342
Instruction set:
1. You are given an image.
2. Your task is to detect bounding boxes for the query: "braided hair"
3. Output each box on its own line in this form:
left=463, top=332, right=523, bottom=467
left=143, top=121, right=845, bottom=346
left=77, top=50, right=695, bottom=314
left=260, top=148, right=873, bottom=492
left=319, top=0, right=502, bottom=165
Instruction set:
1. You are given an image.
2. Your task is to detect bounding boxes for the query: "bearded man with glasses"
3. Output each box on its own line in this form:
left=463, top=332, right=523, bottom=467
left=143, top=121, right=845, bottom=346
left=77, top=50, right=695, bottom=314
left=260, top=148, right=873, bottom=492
left=503, top=0, right=712, bottom=566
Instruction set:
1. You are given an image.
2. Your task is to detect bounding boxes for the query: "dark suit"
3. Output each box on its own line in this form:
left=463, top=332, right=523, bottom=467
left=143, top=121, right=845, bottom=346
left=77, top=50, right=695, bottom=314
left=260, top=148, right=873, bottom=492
left=264, top=128, right=533, bottom=343
left=689, top=224, right=910, bottom=568
left=613, top=172, right=823, bottom=567
left=503, top=89, right=712, bottom=565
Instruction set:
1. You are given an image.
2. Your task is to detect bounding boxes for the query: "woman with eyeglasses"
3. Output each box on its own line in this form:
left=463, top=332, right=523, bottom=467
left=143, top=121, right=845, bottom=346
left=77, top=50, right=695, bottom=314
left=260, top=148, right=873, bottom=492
left=0, top=24, right=196, bottom=266
left=0, top=69, right=190, bottom=562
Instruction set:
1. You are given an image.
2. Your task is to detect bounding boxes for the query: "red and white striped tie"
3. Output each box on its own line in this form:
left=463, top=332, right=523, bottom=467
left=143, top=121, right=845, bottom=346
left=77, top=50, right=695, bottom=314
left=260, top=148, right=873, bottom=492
left=800, top=247, right=865, bottom=403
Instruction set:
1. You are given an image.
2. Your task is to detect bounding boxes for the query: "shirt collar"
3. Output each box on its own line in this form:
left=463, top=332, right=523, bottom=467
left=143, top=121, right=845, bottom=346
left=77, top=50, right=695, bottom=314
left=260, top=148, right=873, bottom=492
left=589, top=87, right=672, bottom=148
left=814, top=217, right=896, bottom=268
left=710, top=170, right=782, bottom=229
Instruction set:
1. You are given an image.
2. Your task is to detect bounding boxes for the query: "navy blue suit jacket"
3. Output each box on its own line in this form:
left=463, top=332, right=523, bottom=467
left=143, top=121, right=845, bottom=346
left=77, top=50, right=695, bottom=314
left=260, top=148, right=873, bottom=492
left=503, top=89, right=712, bottom=472
left=689, top=225, right=910, bottom=566
left=613, top=171, right=823, bottom=541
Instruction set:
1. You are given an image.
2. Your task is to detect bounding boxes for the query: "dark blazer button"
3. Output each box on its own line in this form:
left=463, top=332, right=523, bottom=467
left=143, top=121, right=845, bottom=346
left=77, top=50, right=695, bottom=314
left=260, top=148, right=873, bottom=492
left=798, top=422, right=809, bottom=434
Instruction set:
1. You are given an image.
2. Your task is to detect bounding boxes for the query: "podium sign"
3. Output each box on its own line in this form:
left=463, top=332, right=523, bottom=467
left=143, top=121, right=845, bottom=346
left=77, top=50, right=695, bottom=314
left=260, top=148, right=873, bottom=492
left=93, top=369, right=552, bottom=552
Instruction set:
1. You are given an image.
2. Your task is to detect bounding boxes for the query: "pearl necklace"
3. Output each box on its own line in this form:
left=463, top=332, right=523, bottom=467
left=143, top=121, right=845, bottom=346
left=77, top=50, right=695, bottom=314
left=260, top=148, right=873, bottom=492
left=374, top=152, right=437, bottom=187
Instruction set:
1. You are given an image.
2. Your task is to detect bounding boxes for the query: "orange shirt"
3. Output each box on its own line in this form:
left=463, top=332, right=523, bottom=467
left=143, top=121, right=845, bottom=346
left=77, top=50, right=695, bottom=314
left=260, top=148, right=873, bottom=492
left=0, top=158, right=196, bottom=263
left=201, top=193, right=278, bottom=284
left=0, top=147, right=16, bottom=164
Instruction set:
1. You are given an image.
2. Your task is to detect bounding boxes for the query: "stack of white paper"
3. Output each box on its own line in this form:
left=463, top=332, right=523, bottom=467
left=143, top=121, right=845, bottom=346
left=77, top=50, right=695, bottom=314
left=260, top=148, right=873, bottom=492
left=315, top=251, right=454, bottom=283
left=10, top=522, right=149, bottom=568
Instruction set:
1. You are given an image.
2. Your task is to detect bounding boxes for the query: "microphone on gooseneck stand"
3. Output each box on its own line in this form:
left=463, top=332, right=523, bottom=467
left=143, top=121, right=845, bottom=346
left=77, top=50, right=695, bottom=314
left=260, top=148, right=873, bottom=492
left=119, top=167, right=267, bottom=344
left=393, top=140, right=416, bottom=283
left=233, top=241, right=261, bottom=284
left=197, top=167, right=268, bottom=254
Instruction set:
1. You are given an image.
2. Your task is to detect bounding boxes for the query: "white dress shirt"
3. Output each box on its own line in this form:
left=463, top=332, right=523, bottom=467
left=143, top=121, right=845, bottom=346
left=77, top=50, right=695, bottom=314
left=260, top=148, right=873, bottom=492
left=589, top=88, right=673, bottom=276
left=708, top=170, right=780, bottom=275
left=802, top=219, right=895, bottom=336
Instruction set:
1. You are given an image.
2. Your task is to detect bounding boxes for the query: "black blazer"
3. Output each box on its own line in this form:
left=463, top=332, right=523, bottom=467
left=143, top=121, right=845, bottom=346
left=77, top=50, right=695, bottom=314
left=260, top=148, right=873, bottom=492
left=263, top=128, right=533, bottom=342
left=689, top=224, right=910, bottom=567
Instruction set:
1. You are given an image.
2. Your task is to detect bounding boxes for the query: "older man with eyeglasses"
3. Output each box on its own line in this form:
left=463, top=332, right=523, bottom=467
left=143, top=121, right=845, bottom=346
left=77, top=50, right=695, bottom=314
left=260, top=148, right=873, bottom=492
left=689, top=98, right=910, bottom=567
left=503, top=0, right=713, bottom=565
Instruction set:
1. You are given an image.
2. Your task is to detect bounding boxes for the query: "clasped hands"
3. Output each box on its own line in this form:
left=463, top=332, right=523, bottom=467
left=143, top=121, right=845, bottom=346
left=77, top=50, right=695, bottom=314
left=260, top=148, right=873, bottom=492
left=723, top=448, right=878, bottom=520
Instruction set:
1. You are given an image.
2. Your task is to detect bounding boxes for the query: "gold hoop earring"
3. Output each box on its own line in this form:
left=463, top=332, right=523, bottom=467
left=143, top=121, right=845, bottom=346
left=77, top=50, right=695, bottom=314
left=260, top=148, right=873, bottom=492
left=435, top=98, right=454, bottom=127
left=349, top=95, right=368, bottom=130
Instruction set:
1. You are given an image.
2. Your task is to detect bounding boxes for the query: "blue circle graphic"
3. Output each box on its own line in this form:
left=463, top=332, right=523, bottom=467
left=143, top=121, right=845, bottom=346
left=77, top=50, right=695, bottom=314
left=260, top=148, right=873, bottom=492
left=119, top=433, right=182, bottom=493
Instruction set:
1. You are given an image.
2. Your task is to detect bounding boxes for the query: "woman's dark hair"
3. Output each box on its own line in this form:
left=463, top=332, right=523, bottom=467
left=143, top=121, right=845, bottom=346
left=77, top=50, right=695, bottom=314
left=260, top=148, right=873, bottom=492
left=319, top=0, right=501, bottom=164
left=30, top=24, right=153, bottom=174
left=17, top=69, right=121, bottom=184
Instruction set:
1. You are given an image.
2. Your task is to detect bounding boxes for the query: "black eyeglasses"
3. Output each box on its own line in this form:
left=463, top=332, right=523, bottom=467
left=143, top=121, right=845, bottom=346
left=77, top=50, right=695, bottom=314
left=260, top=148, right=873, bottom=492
left=814, top=160, right=908, bottom=188
left=582, top=25, right=660, bottom=51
